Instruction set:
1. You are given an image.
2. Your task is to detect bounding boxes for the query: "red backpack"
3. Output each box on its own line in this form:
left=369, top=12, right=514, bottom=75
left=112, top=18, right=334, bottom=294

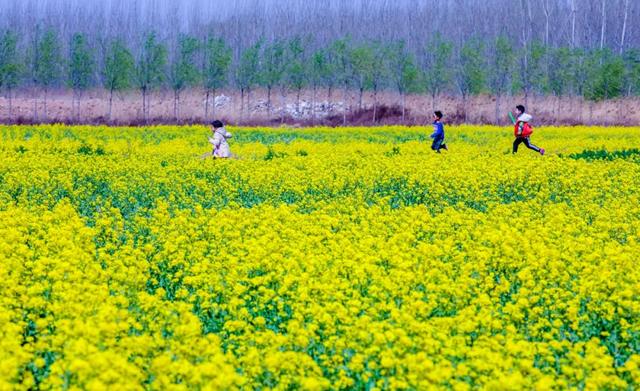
left=514, top=121, right=534, bottom=137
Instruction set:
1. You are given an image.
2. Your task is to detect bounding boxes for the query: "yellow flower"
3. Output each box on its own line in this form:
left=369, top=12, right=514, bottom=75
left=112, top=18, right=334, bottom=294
left=1, top=124, right=639, bottom=389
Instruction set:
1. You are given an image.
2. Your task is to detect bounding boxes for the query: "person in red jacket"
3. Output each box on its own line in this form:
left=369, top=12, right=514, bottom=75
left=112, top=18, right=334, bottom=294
left=512, top=105, right=545, bottom=155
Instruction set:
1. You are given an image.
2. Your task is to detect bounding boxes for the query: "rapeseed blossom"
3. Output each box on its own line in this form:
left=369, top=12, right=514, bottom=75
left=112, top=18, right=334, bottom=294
left=0, top=124, right=639, bottom=389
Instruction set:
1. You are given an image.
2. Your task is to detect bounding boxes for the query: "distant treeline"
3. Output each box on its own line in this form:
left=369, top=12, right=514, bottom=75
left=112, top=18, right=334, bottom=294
left=0, top=0, right=639, bottom=123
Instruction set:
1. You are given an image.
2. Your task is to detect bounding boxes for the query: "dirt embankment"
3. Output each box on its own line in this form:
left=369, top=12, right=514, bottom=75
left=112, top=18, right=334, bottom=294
left=0, top=88, right=638, bottom=126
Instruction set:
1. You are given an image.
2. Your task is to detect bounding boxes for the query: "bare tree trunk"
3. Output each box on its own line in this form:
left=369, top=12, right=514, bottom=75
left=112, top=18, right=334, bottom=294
left=69, top=91, right=73, bottom=122
left=141, top=88, right=146, bottom=124
left=616, top=97, right=623, bottom=126
left=174, top=89, right=179, bottom=121
left=342, top=84, right=348, bottom=126
left=247, top=88, right=252, bottom=119
left=462, top=93, right=468, bottom=123
left=109, top=89, right=114, bottom=122
left=620, top=0, right=629, bottom=54
left=296, top=88, right=301, bottom=116
left=311, top=85, right=317, bottom=126
left=76, top=91, right=82, bottom=123
left=600, top=0, right=606, bottom=50
left=348, top=87, right=352, bottom=124
left=559, top=96, right=565, bottom=125
left=43, top=88, right=48, bottom=122
left=280, top=87, right=286, bottom=124
left=579, top=97, right=584, bottom=124
left=541, top=0, right=550, bottom=46
left=372, top=88, right=378, bottom=124
left=70, top=91, right=75, bottom=122
left=521, top=0, right=530, bottom=111
left=8, top=90, right=13, bottom=121
left=266, top=86, right=272, bottom=117
left=571, top=0, right=577, bottom=48
left=147, top=90, right=152, bottom=124
left=525, top=0, right=533, bottom=37
left=358, top=87, right=363, bottom=110
left=401, top=92, right=406, bottom=123
left=240, top=88, right=244, bottom=121
left=177, top=91, right=181, bottom=122
left=204, top=90, right=209, bottom=121
left=495, top=94, right=501, bottom=125
left=211, top=89, right=216, bottom=121
left=33, top=90, right=38, bottom=122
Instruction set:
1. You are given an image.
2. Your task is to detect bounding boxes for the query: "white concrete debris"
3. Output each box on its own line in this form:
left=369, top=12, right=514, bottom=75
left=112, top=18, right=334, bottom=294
left=201, top=95, right=347, bottom=119
left=203, top=94, right=231, bottom=108
left=214, top=94, right=231, bottom=108
left=249, top=100, right=346, bottom=119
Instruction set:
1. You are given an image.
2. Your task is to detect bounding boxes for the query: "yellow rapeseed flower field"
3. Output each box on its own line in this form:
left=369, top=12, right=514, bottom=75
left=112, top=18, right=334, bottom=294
left=0, top=124, right=639, bottom=389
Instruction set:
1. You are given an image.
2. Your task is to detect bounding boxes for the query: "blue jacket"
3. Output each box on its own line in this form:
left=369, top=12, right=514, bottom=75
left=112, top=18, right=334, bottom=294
left=431, top=121, right=444, bottom=139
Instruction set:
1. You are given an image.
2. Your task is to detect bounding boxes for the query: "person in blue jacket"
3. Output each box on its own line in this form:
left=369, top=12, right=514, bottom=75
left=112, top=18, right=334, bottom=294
left=430, top=111, right=448, bottom=153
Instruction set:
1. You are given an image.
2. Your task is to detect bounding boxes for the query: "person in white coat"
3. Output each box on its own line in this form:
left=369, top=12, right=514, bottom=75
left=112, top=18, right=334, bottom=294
left=206, top=120, right=233, bottom=158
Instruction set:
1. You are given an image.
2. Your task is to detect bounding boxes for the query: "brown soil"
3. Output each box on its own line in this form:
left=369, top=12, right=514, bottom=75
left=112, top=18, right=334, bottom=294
left=0, top=88, right=638, bottom=126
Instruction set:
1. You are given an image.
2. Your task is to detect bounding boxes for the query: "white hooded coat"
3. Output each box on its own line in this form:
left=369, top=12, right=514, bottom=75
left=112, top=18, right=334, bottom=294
left=209, top=127, right=233, bottom=158
left=517, top=113, right=533, bottom=123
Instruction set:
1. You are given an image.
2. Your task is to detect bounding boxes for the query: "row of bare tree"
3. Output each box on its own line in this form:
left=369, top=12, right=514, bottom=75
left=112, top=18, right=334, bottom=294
left=0, top=0, right=638, bottom=124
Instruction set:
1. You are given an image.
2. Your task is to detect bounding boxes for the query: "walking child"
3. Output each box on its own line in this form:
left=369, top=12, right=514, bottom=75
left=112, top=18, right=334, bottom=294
left=430, top=111, right=448, bottom=153
left=512, top=105, right=545, bottom=155
left=203, top=120, right=233, bottom=159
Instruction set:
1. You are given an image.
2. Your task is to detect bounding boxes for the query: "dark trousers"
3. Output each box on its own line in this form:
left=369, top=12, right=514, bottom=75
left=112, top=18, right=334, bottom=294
left=431, top=137, right=447, bottom=152
left=513, top=136, right=540, bottom=153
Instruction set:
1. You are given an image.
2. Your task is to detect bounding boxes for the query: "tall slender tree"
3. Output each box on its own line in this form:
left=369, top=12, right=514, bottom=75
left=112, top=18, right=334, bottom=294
left=622, top=49, right=640, bottom=96
left=102, top=39, right=134, bottom=122
left=570, top=48, right=590, bottom=122
left=35, top=29, right=64, bottom=121
left=68, top=33, right=94, bottom=122
left=388, top=40, right=419, bottom=123
left=600, top=0, right=607, bottom=50
left=369, top=41, right=390, bottom=123
left=203, top=36, right=232, bottom=121
left=170, top=34, right=200, bottom=121
left=330, top=38, right=353, bottom=125
left=309, top=48, right=332, bottom=125
left=547, top=46, right=573, bottom=117
left=517, top=40, right=548, bottom=106
left=350, top=43, right=374, bottom=111
left=235, top=39, right=262, bottom=119
left=619, top=0, right=630, bottom=54
left=287, top=36, right=307, bottom=116
left=0, top=30, right=22, bottom=120
left=135, top=32, right=167, bottom=124
left=259, top=40, right=285, bottom=118
left=423, top=34, right=453, bottom=110
left=455, top=38, right=486, bottom=123
left=489, top=35, right=515, bottom=124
